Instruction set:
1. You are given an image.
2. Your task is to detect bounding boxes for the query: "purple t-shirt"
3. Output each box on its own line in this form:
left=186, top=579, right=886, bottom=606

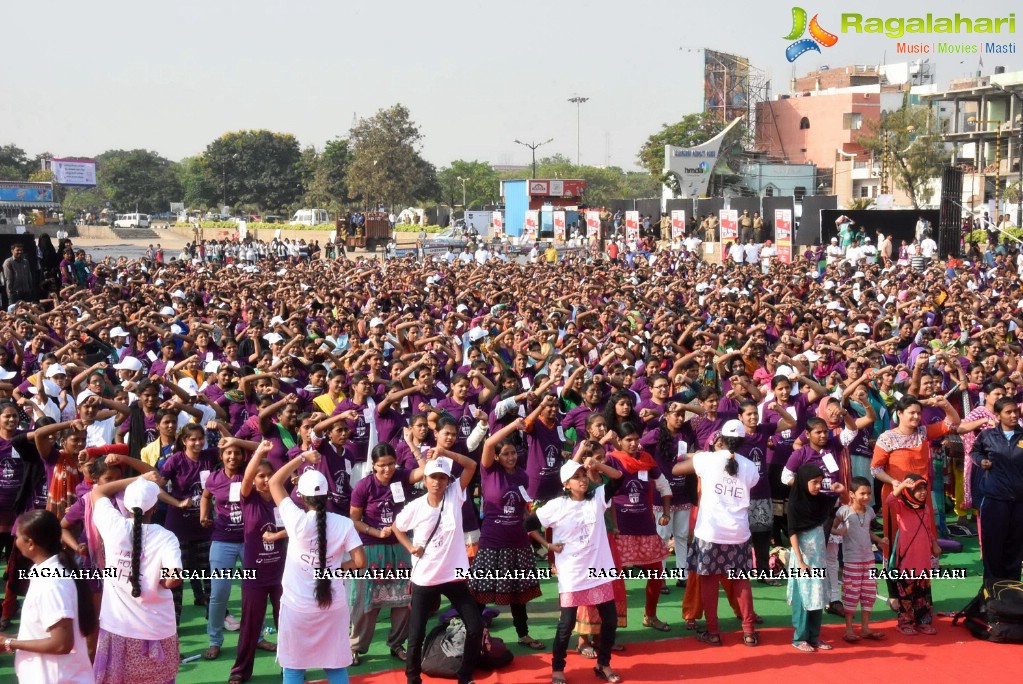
left=478, top=463, right=530, bottom=549
left=435, top=397, right=481, bottom=454
left=259, top=424, right=297, bottom=472
left=375, top=405, right=406, bottom=448
left=350, top=469, right=413, bottom=545
left=764, top=393, right=814, bottom=466
left=117, top=412, right=158, bottom=446
left=0, top=435, right=33, bottom=512
left=686, top=410, right=738, bottom=452
left=640, top=429, right=694, bottom=506
left=241, top=491, right=285, bottom=587
left=205, top=469, right=244, bottom=543
left=785, top=440, right=842, bottom=499
left=736, top=424, right=775, bottom=499
left=319, top=441, right=357, bottom=516
left=160, top=449, right=218, bottom=542
left=525, top=419, right=566, bottom=501
left=606, top=454, right=661, bottom=536
left=331, top=398, right=372, bottom=461
left=561, top=404, right=597, bottom=436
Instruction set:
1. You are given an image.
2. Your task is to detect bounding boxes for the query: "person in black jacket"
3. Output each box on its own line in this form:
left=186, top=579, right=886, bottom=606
left=971, top=397, right=1023, bottom=585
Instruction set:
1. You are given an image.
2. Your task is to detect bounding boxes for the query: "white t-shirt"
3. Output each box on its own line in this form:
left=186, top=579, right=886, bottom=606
left=920, top=238, right=938, bottom=258
left=536, top=485, right=615, bottom=594
left=394, top=482, right=468, bottom=587
left=760, top=245, right=777, bottom=265
left=691, top=450, right=760, bottom=545
left=278, top=497, right=363, bottom=613
left=15, top=555, right=94, bottom=684
left=86, top=416, right=117, bottom=448
left=94, top=496, right=181, bottom=639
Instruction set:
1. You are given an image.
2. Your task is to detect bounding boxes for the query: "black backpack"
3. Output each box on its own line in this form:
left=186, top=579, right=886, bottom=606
left=420, top=614, right=514, bottom=679
left=954, top=580, right=1023, bottom=643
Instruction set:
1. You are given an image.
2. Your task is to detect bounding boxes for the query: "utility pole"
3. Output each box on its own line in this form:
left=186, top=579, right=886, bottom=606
left=568, top=96, right=589, bottom=165
left=513, top=139, right=554, bottom=178
left=456, top=176, right=467, bottom=210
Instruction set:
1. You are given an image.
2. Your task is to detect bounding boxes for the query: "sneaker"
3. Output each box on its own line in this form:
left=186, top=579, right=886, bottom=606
left=223, top=614, right=241, bottom=632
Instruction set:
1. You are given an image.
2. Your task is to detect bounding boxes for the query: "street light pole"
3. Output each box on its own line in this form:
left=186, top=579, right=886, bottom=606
left=567, top=96, right=589, bottom=166
left=456, top=176, right=467, bottom=210
left=513, top=139, right=554, bottom=178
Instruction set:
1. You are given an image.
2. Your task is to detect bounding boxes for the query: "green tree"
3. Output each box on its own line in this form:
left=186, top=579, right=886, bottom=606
left=857, top=103, right=945, bottom=210
left=176, top=156, right=212, bottom=208
left=0, top=144, right=31, bottom=180
left=303, top=138, right=352, bottom=210
left=200, top=130, right=303, bottom=212
left=347, top=104, right=438, bottom=207
left=437, top=160, right=500, bottom=209
left=96, top=149, right=183, bottom=214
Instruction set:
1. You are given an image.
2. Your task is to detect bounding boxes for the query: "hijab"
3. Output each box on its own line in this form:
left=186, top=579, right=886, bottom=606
left=786, top=464, right=834, bottom=534
left=899, top=473, right=927, bottom=510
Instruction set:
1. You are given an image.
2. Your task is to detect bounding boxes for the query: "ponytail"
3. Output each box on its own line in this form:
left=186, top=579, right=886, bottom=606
left=724, top=453, right=739, bottom=477
left=130, top=507, right=144, bottom=598
left=306, top=494, right=333, bottom=608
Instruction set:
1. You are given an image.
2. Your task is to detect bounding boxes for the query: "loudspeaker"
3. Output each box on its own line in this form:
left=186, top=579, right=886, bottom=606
left=938, top=165, right=963, bottom=259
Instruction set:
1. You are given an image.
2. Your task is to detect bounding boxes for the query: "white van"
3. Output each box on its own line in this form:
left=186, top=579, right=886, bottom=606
left=114, top=213, right=151, bottom=228
left=290, top=209, right=330, bottom=226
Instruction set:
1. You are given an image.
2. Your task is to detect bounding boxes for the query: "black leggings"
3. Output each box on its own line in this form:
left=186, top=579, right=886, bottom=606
left=751, top=530, right=772, bottom=571
left=478, top=601, right=529, bottom=638
left=171, top=538, right=211, bottom=625
left=407, top=581, right=483, bottom=684
left=769, top=464, right=791, bottom=545
left=553, top=599, right=616, bottom=671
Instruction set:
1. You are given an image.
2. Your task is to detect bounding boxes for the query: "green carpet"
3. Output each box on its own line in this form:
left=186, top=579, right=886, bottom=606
left=0, top=536, right=983, bottom=683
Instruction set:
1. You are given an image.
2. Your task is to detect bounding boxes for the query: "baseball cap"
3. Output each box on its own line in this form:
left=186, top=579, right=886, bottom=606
left=0, top=369, right=16, bottom=381
left=178, top=377, right=200, bottom=397
left=854, top=323, right=872, bottom=334
left=109, top=326, right=130, bottom=338
left=264, top=332, right=284, bottom=345
left=424, top=457, right=453, bottom=479
left=468, top=326, right=488, bottom=343
left=720, top=419, right=747, bottom=439
left=369, top=317, right=384, bottom=329
left=113, top=357, right=143, bottom=372
left=124, top=479, right=160, bottom=513
left=45, top=364, right=67, bottom=378
left=560, top=460, right=586, bottom=484
left=297, top=470, right=330, bottom=497
left=159, top=306, right=176, bottom=317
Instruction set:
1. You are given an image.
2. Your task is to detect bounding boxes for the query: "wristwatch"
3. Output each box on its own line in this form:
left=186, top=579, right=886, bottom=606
left=3, top=637, right=13, bottom=653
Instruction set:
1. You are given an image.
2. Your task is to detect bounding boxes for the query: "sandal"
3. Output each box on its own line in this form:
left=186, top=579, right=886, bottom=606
left=518, top=636, right=545, bottom=650
left=792, top=641, right=815, bottom=652
left=351, top=651, right=361, bottom=666
left=390, top=646, right=408, bottom=661
left=553, top=673, right=568, bottom=684
left=576, top=645, right=597, bottom=659
left=842, top=633, right=861, bottom=643
left=862, top=631, right=886, bottom=640
left=203, top=646, right=221, bottom=660
left=685, top=619, right=698, bottom=631
left=256, top=640, right=276, bottom=652
left=594, top=666, right=623, bottom=683
left=896, top=625, right=918, bottom=636
left=609, top=643, right=625, bottom=652
left=695, top=631, right=722, bottom=646
left=813, top=641, right=833, bottom=651
left=228, top=676, right=244, bottom=684
left=918, top=624, right=937, bottom=635
left=643, top=616, right=670, bottom=632
left=743, top=632, right=759, bottom=647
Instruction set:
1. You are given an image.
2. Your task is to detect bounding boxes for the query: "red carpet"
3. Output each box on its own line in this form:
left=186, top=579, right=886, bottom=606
left=319, top=617, right=1022, bottom=684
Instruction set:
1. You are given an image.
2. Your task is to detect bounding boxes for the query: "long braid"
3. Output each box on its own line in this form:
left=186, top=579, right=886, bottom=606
left=310, top=495, right=333, bottom=608
left=130, top=507, right=144, bottom=598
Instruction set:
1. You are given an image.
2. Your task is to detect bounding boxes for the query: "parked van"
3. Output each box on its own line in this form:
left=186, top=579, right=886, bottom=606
left=113, top=213, right=151, bottom=228
left=290, top=209, right=330, bottom=226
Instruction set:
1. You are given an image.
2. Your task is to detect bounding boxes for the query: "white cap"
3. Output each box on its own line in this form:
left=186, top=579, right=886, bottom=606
left=29, top=379, right=61, bottom=397
left=468, top=326, right=488, bottom=342
left=831, top=237, right=838, bottom=243
left=264, top=332, right=284, bottom=345
left=854, top=323, right=872, bottom=334
left=853, top=271, right=865, bottom=279
left=178, top=377, right=200, bottom=397
left=424, top=457, right=453, bottom=479
left=204, top=360, right=223, bottom=374
left=297, top=469, right=330, bottom=497
left=124, top=479, right=160, bottom=513
left=695, top=283, right=708, bottom=293
left=825, top=302, right=845, bottom=311
left=803, top=350, right=822, bottom=362
left=823, top=280, right=836, bottom=291
left=863, top=237, right=871, bottom=242
left=560, top=459, right=586, bottom=484
left=45, top=364, right=67, bottom=378
left=720, top=419, right=746, bottom=439
left=109, top=326, right=130, bottom=338
left=171, top=289, right=187, bottom=299
left=113, top=357, right=143, bottom=372
left=269, top=315, right=285, bottom=327
left=0, top=369, right=16, bottom=381
left=369, top=317, right=384, bottom=329
left=456, top=304, right=469, bottom=313
left=159, top=306, right=176, bottom=317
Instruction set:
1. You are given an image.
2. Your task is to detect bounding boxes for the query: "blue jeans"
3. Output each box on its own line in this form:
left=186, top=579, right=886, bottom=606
left=283, top=667, right=348, bottom=684
left=207, top=540, right=243, bottom=647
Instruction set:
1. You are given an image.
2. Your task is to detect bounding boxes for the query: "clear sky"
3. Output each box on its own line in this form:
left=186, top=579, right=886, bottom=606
left=2, top=0, right=1019, bottom=170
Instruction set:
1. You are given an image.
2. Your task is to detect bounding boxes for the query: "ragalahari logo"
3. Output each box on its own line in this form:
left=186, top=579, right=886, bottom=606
left=784, top=7, right=839, bottom=62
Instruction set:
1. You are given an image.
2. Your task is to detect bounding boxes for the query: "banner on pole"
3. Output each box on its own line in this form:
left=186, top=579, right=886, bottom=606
left=719, top=209, right=738, bottom=242
left=493, top=211, right=503, bottom=237
left=553, top=211, right=566, bottom=241
left=670, top=210, right=686, bottom=239
left=774, top=209, right=792, bottom=263
left=524, top=211, right=538, bottom=241
left=586, top=210, right=600, bottom=239
left=625, top=210, right=640, bottom=241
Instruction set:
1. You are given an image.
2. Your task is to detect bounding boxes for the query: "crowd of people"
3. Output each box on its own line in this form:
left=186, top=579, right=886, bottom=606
left=0, top=225, right=1022, bottom=684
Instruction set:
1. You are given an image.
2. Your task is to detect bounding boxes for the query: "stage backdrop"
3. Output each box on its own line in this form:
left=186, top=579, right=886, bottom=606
left=819, top=209, right=940, bottom=248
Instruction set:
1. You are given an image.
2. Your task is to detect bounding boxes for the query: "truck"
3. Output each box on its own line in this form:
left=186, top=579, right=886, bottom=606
left=464, top=211, right=492, bottom=237
left=335, top=211, right=390, bottom=250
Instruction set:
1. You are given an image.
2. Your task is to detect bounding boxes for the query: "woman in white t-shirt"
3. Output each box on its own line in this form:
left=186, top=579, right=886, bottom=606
left=673, top=420, right=760, bottom=648
left=393, top=448, right=482, bottom=684
left=89, top=474, right=183, bottom=684
left=535, top=457, right=624, bottom=684
left=1, top=509, right=97, bottom=683
left=269, top=450, right=366, bottom=684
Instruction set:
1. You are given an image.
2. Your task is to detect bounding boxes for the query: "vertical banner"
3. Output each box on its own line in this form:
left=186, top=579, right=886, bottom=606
left=625, top=210, right=640, bottom=241
left=492, top=211, right=503, bottom=237
left=553, top=211, right=566, bottom=241
left=524, top=210, right=538, bottom=242
left=719, top=209, right=738, bottom=242
left=586, top=210, right=600, bottom=239
left=774, top=209, right=792, bottom=263
left=670, top=210, right=686, bottom=239
left=238, top=221, right=248, bottom=240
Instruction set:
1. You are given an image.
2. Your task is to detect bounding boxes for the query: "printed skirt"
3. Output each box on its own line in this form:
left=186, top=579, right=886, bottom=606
left=468, top=545, right=543, bottom=605
left=616, top=533, right=669, bottom=567
left=687, top=537, right=754, bottom=576
left=348, top=543, right=412, bottom=612
left=94, top=629, right=179, bottom=684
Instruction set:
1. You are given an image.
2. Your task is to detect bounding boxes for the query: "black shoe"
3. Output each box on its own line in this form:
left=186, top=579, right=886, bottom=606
left=824, top=601, right=846, bottom=617
left=676, top=579, right=687, bottom=587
